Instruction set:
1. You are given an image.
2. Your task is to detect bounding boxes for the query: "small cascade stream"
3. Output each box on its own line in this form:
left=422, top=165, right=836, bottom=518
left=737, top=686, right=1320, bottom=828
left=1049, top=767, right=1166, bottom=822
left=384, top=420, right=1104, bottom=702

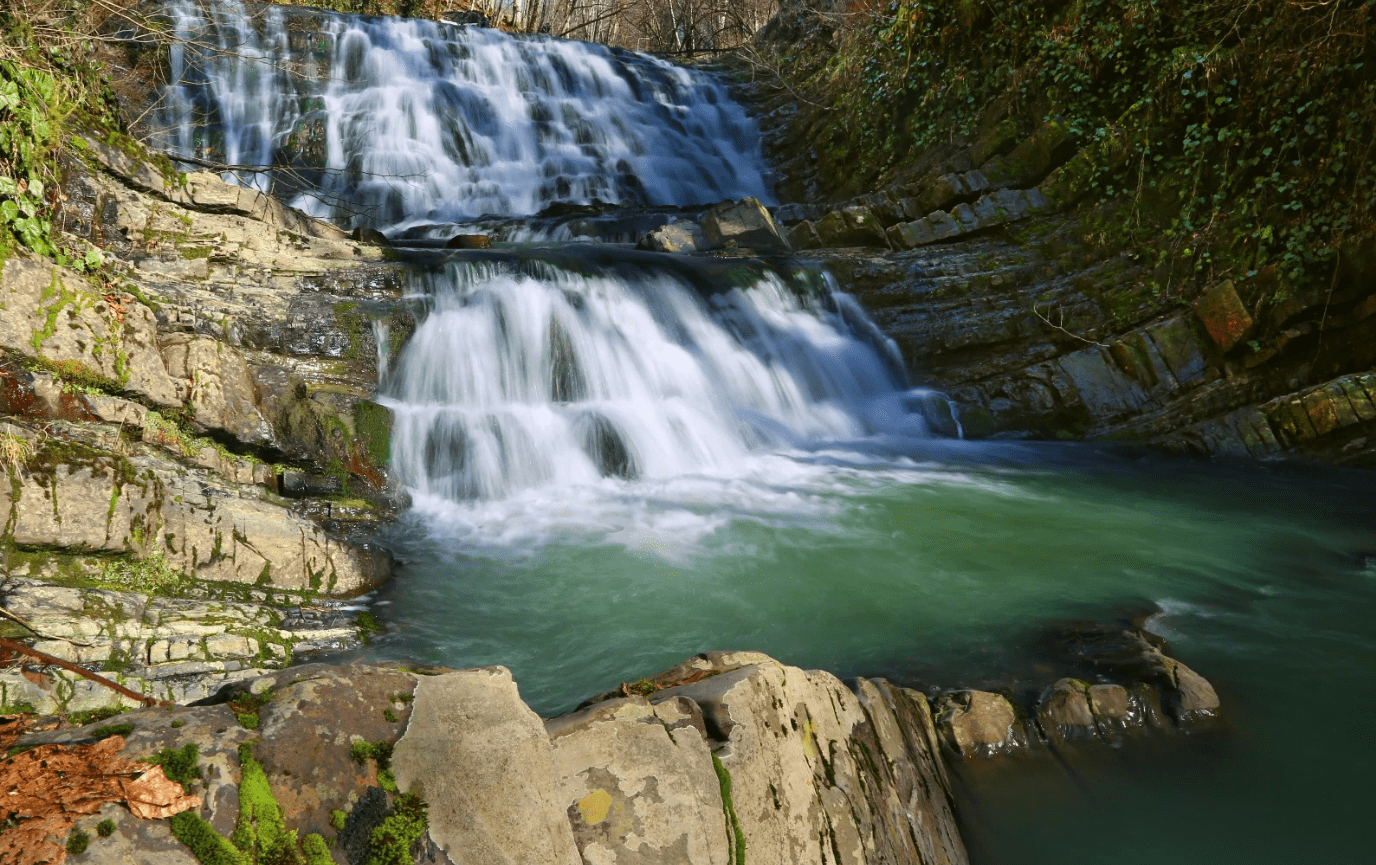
left=156, top=6, right=1376, bottom=864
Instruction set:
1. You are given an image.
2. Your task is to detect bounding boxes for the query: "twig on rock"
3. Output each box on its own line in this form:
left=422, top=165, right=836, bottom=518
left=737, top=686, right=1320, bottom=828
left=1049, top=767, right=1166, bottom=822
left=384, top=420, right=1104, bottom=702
left=0, top=637, right=168, bottom=708
left=0, top=605, right=93, bottom=647
left=1032, top=301, right=1109, bottom=347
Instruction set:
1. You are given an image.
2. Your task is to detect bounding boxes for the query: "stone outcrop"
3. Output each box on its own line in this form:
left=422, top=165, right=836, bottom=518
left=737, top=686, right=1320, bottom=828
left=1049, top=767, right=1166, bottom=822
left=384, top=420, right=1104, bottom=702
left=11, top=653, right=969, bottom=865
left=800, top=220, right=1376, bottom=465
left=0, top=122, right=404, bottom=617
left=636, top=220, right=706, bottom=253
left=0, top=421, right=390, bottom=595
left=0, top=257, right=181, bottom=407
left=570, top=651, right=968, bottom=865
left=0, top=578, right=362, bottom=712
left=699, top=197, right=793, bottom=254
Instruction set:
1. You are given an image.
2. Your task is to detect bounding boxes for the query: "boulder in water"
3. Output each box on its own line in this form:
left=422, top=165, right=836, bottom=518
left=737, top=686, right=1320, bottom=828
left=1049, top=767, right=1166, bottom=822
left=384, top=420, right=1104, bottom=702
left=935, top=690, right=1023, bottom=759
left=576, top=413, right=638, bottom=479
left=700, top=197, right=793, bottom=254
left=447, top=233, right=493, bottom=249
left=636, top=221, right=704, bottom=253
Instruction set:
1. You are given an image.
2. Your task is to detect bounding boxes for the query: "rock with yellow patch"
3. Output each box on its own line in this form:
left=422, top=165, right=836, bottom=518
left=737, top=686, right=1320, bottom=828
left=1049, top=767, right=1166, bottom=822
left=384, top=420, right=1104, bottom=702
left=547, top=696, right=730, bottom=865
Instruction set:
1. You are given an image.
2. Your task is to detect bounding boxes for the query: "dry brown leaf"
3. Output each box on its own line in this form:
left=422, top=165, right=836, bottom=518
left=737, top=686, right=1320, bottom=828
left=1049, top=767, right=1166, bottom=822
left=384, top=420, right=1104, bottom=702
left=0, top=813, right=73, bottom=865
left=0, top=734, right=203, bottom=865
left=122, top=764, right=203, bottom=819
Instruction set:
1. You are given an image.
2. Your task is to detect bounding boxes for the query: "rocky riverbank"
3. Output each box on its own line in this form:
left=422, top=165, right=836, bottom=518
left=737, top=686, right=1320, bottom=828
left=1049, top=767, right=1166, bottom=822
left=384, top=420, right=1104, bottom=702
left=1, top=121, right=411, bottom=709
left=3, top=633, right=1219, bottom=865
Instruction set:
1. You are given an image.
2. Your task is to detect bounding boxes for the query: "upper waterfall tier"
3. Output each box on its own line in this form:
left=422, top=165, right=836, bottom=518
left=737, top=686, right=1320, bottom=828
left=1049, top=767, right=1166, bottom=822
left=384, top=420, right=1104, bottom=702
left=156, top=0, right=774, bottom=229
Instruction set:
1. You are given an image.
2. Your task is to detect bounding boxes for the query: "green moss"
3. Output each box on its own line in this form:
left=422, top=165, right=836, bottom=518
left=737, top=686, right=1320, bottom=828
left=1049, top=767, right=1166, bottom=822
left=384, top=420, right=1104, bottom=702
left=232, top=743, right=293, bottom=861
left=302, top=833, right=333, bottom=865
left=169, top=810, right=250, bottom=865
left=377, top=768, right=397, bottom=793
left=67, top=705, right=125, bottom=726
left=364, top=793, right=428, bottom=865
left=144, top=742, right=203, bottom=794
left=329, top=809, right=347, bottom=832
left=66, top=828, right=90, bottom=855
left=354, top=401, right=392, bottom=469
left=236, top=712, right=259, bottom=730
left=171, top=741, right=366, bottom=865
left=100, top=553, right=190, bottom=595
left=90, top=722, right=134, bottom=739
left=625, top=678, right=659, bottom=697
left=382, top=708, right=398, bottom=723
left=712, top=753, right=746, bottom=865
left=355, top=611, right=382, bottom=640
left=349, top=739, right=393, bottom=770
left=97, top=818, right=116, bottom=837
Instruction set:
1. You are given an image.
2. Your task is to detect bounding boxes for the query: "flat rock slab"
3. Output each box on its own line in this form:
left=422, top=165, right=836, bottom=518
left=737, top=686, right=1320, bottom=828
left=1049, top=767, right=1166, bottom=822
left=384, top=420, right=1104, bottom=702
left=391, top=666, right=583, bottom=865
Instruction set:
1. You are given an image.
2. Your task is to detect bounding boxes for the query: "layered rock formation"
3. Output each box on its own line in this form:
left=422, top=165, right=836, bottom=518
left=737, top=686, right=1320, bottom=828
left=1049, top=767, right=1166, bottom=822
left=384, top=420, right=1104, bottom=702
left=731, top=4, right=1376, bottom=468
left=11, top=653, right=970, bottom=865
left=1, top=120, right=409, bottom=702
left=6, top=637, right=1221, bottom=865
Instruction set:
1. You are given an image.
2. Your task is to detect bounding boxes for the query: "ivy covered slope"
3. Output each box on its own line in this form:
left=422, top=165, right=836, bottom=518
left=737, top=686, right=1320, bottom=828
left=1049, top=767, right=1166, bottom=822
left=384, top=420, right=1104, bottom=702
left=747, top=0, right=1376, bottom=462
left=0, top=3, right=410, bottom=713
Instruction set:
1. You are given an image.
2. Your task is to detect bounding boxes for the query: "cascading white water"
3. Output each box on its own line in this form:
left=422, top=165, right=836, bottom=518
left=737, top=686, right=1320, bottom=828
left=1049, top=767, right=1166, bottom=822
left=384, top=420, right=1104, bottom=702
left=157, top=0, right=773, bottom=229
left=384, top=261, right=933, bottom=505
left=155, top=0, right=952, bottom=540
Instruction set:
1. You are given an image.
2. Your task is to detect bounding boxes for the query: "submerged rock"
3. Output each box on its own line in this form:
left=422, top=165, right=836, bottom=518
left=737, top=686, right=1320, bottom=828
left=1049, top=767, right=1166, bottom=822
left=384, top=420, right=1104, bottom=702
left=446, top=233, right=493, bottom=249
left=576, top=413, right=638, bottom=479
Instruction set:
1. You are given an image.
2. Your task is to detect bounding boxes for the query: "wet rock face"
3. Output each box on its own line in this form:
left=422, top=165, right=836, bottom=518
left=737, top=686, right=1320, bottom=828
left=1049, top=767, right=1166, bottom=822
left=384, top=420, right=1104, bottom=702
left=929, top=622, right=1222, bottom=763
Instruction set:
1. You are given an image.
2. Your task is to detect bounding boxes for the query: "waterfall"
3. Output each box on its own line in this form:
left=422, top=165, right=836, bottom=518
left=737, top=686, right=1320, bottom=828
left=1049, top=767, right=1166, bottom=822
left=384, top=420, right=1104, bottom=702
left=156, top=0, right=773, bottom=231
left=152, top=1, right=954, bottom=532
left=384, top=259, right=937, bottom=506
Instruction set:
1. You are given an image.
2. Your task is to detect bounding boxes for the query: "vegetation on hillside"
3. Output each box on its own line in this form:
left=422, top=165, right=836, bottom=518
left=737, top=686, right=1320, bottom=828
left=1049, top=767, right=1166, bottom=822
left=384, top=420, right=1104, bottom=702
left=762, top=0, right=1374, bottom=294
left=0, top=2, right=123, bottom=266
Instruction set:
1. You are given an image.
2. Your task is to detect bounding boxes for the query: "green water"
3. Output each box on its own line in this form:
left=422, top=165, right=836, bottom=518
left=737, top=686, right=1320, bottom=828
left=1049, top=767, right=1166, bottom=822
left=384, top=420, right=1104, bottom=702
left=356, top=439, right=1376, bottom=863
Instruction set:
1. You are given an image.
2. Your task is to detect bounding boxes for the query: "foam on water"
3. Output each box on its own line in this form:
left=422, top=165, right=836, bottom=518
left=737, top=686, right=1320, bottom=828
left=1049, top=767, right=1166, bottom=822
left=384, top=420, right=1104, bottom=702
left=158, top=0, right=772, bottom=229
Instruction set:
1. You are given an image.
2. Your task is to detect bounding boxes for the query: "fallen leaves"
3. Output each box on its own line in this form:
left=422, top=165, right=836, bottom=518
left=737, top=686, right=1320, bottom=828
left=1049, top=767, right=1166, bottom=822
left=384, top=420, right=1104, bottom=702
left=100, top=293, right=127, bottom=323
left=0, top=735, right=202, bottom=865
